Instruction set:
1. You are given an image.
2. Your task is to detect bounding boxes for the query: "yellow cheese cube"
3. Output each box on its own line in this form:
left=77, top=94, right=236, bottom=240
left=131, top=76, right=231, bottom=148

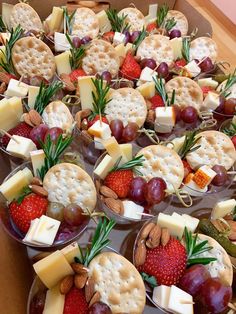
left=136, top=81, right=155, bottom=99
left=0, top=98, right=20, bottom=131
left=55, top=51, right=72, bottom=76
left=61, top=242, right=81, bottom=264
left=93, top=154, right=115, bottom=180
left=119, top=143, right=132, bottom=161
left=2, top=3, right=13, bottom=28
left=170, top=38, right=183, bottom=60
left=48, top=7, right=64, bottom=32
left=88, top=120, right=111, bottom=139
left=96, top=10, right=112, bottom=33
left=125, top=43, right=133, bottom=54
left=43, top=284, right=65, bottom=314
left=158, top=213, right=185, bottom=239
left=33, top=250, right=74, bottom=289
left=77, top=76, right=96, bottom=110
left=30, top=150, right=45, bottom=177
left=167, top=136, right=185, bottom=153
left=28, top=86, right=40, bottom=109
left=22, top=167, right=34, bottom=183
left=102, top=137, right=124, bottom=162
left=115, top=43, right=126, bottom=59
left=8, top=97, right=23, bottom=120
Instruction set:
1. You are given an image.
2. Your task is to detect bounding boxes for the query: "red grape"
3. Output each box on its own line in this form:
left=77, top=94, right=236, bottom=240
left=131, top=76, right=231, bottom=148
left=83, top=142, right=102, bottom=165
left=145, top=177, right=167, bottom=204
left=129, top=177, right=147, bottom=204
left=140, top=58, right=157, bottom=70
left=157, top=62, right=169, bottom=78
left=101, top=71, right=112, bottom=84
left=231, top=135, right=236, bottom=149
left=72, top=36, right=81, bottom=48
left=81, top=36, right=92, bottom=45
left=130, top=31, right=141, bottom=43
left=29, top=76, right=48, bottom=86
left=110, top=119, right=124, bottom=141
left=199, top=57, right=214, bottom=72
left=211, top=165, right=228, bottom=186
left=214, top=96, right=225, bottom=113
left=173, top=104, right=181, bottom=122
left=88, top=302, right=112, bottom=314
left=47, top=202, right=64, bottom=221
left=169, top=29, right=181, bottom=39
left=180, top=106, right=198, bottom=123
left=63, top=204, right=85, bottom=226
left=122, top=122, right=139, bottom=142
left=123, top=30, right=130, bottom=45
left=223, top=98, right=236, bottom=115
left=44, top=127, right=63, bottom=143
left=30, top=124, right=49, bottom=147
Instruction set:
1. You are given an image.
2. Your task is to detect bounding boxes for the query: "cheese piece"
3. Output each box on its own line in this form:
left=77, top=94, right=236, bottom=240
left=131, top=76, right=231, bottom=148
left=96, top=10, right=112, bottom=33
left=119, top=143, right=132, bottom=161
left=6, top=135, right=37, bottom=159
left=22, top=167, right=34, bottom=183
left=153, top=285, right=171, bottom=309
left=198, top=77, right=218, bottom=89
left=170, top=38, right=183, bottom=60
left=192, top=165, right=216, bottom=189
left=54, top=32, right=71, bottom=52
left=0, top=45, right=6, bottom=63
left=43, top=284, right=65, bottom=314
left=94, top=136, right=105, bottom=150
left=30, top=150, right=46, bottom=177
left=48, top=7, right=64, bottom=32
left=136, top=81, right=155, bottom=99
left=0, top=98, right=20, bottom=131
left=115, top=43, right=126, bottom=59
left=167, top=136, right=185, bottom=153
left=155, top=107, right=176, bottom=133
left=203, top=91, right=220, bottom=111
left=184, top=60, right=201, bottom=78
left=2, top=3, right=13, bottom=28
left=23, top=218, right=40, bottom=244
left=33, top=250, right=74, bottom=289
left=8, top=96, right=23, bottom=120
left=167, top=285, right=193, bottom=314
left=77, top=76, right=96, bottom=110
left=113, top=32, right=126, bottom=45
left=88, top=120, right=111, bottom=139
left=93, top=154, right=115, bottom=180
left=183, top=173, right=207, bottom=197
left=28, top=86, right=40, bottom=109
left=123, top=200, right=144, bottom=220
left=102, top=136, right=124, bottom=161
left=182, top=214, right=199, bottom=233
left=148, top=4, right=158, bottom=19
left=212, top=199, right=236, bottom=219
left=61, top=242, right=81, bottom=264
left=140, top=67, right=158, bottom=82
left=32, top=215, right=61, bottom=246
left=125, top=42, right=133, bottom=54
left=5, top=79, right=29, bottom=97
left=158, top=213, right=185, bottom=239
left=55, top=51, right=72, bottom=76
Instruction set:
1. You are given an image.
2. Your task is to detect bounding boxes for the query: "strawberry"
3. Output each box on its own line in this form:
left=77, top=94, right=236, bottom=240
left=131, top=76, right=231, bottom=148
left=175, top=58, right=187, bottom=68
left=104, top=169, right=133, bottom=198
left=102, top=31, right=115, bottom=43
left=201, top=86, right=214, bottom=97
left=231, top=135, right=236, bottom=149
left=1, top=122, right=33, bottom=148
left=120, top=52, right=141, bottom=80
left=63, top=287, right=88, bottom=314
left=9, top=194, right=48, bottom=233
left=182, top=160, right=192, bottom=178
left=87, top=115, right=109, bottom=128
left=146, top=22, right=157, bottom=33
left=150, top=95, right=164, bottom=109
left=69, top=69, right=87, bottom=82
left=138, top=237, right=187, bottom=286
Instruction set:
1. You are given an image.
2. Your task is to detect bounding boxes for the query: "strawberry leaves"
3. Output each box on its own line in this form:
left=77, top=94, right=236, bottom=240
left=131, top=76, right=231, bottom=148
left=141, top=272, right=158, bottom=288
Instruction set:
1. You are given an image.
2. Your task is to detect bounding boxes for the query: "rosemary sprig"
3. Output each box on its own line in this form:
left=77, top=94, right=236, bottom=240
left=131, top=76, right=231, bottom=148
left=0, top=25, right=23, bottom=75
left=106, top=9, right=130, bottom=33
left=75, top=217, right=116, bottom=267
left=223, top=121, right=236, bottom=137
left=164, top=17, right=176, bottom=32
left=37, top=134, right=73, bottom=180
left=178, top=130, right=201, bottom=159
left=111, top=155, right=145, bottom=176
left=0, top=15, right=6, bottom=32
left=219, top=68, right=236, bottom=98
left=182, top=37, right=190, bottom=63
left=153, top=76, right=175, bottom=107
left=156, top=3, right=169, bottom=28
left=66, top=33, right=85, bottom=70
left=34, top=81, right=63, bottom=115
left=132, top=28, right=147, bottom=52
left=63, top=8, right=76, bottom=35
left=15, top=186, right=32, bottom=204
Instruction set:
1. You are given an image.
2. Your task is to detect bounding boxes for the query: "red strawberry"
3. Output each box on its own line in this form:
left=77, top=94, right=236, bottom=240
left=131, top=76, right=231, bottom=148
left=182, top=160, right=192, bottom=178
left=138, top=237, right=187, bottom=286
left=150, top=95, right=164, bottom=109
left=120, top=52, right=142, bottom=80
left=231, top=135, right=236, bottom=149
left=104, top=170, right=133, bottom=198
left=69, top=69, right=87, bottom=82
left=1, top=122, right=33, bottom=148
left=146, top=22, right=157, bottom=33
left=175, top=59, right=187, bottom=68
left=102, top=31, right=115, bottom=43
left=87, top=115, right=109, bottom=128
left=63, top=287, right=88, bottom=314
left=9, top=194, right=48, bottom=233
left=201, top=86, right=214, bottom=97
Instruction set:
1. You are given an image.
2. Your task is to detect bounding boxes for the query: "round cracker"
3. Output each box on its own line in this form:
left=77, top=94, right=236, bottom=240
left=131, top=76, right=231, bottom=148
left=12, top=37, right=55, bottom=80
left=217, top=80, right=236, bottom=100
left=82, top=39, right=120, bottom=77
left=165, top=76, right=204, bottom=111
left=89, top=252, right=146, bottom=313
left=42, top=101, right=74, bottom=133
left=190, top=37, right=218, bottom=62
left=118, top=8, right=145, bottom=32
left=105, top=88, right=147, bottom=127
left=136, top=35, right=174, bottom=66
left=71, top=7, right=99, bottom=39
left=186, top=130, right=236, bottom=170
left=197, top=234, right=233, bottom=286
left=10, top=3, right=43, bottom=32
left=165, top=10, right=188, bottom=36
left=43, top=163, right=97, bottom=211
left=136, top=145, right=184, bottom=192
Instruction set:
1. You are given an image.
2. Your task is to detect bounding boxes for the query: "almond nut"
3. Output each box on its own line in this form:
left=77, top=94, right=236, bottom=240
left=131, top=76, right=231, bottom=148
left=30, top=185, right=48, bottom=197
left=29, top=109, right=42, bottom=126
left=60, top=275, right=74, bottom=294
left=60, top=73, right=76, bottom=92
left=100, top=185, right=118, bottom=199
left=31, top=177, right=43, bottom=186
left=24, top=113, right=35, bottom=127
left=89, top=291, right=101, bottom=307
left=81, top=119, right=88, bottom=130
left=104, top=197, right=121, bottom=214
left=71, top=263, right=89, bottom=274
left=161, top=228, right=170, bottom=246
left=81, top=109, right=92, bottom=119
left=146, top=224, right=161, bottom=248
left=74, top=273, right=88, bottom=289
left=85, top=276, right=95, bottom=303
left=95, top=180, right=101, bottom=193
left=134, top=242, right=146, bottom=267
left=140, top=222, right=156, bottom=241
left=75, top=111, right=82, bottom=129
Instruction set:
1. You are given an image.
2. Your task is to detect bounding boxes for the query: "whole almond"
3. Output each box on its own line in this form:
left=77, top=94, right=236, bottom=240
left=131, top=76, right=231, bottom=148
left=104, top=198, right=121, bottom=214
left=71, top=263, right=89, bottom=274
left=29, top=109, right=42, bottom=126
left=89, top=291, right=101, bottom=307
left=30, top=185, right=48, bottom=197
left=140, top=222, right=156, bottom=241
left=75, top=111, right=82, bottom=130
left=81, top=109, right=92, bottom=119
left=134, top=242, right=146, bottom=267
left=74, top=273, right=88, bottom=289
left=60, top=73, right=76, bottom=92
left=161, top=228, right=170, bottom=246
left=60, top=275, right=74, bottom=294
left=100, top=185, right=118, bottom=199
left=146, top=224, right=161, bottom=248
left=31, top=177, right=43, bottom=186
left=24, top=113, right=35, bottom=127
left=85, top=277, right=95, bottom=303
left=95, top=180, right=101, bottom=193
left=81, top=119, right=88, bottom=130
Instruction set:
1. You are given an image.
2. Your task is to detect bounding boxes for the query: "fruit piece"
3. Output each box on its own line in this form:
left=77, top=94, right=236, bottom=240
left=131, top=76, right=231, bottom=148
left=44, top=127, right=63, bottom=143
left=63, top=287, right=89, bottom=314
left=145, top=178, right=167, bottom=205
left=180, top=106, right=198, bottom=124
left=178, top=264, right=210, bottom=297
left=231, top=135, right=236, bottom=148
left=146, top=21, right=157, bottom=32
left=87, top=115, right=109, bottom=128
left=122, top=122, right=139, bottom=142
left=63, top=204, right=86, bottom=226
left=175, top=58, right=187, bottom=68
left=130, top=31, right=141, bottom=43
left=120, top=52, right=142, bottom=80
left=110, top=119, right=124, bottom=141
left=122, top=30, right=130, bottom=45
left=30, top=124, right=49, bottom=147
left=129, top=177, right=147, bottom=204
left=182, top=160, right=192, bottom=178
left=169, top=29, right=181, bottom=39
left=72, top=37, right=81, bottom=48
left=157, top=62, right=169, bottom=79
left=100, top=71, right=112, bottom=84
left=88, top=302, right=112, bottom=314
left=138, top=237, right=187, bottom=285
left=224, top=97, right=236, bottom=115
left=47, top=202, right=65, bottom=221
left=140, top=58, right=157, bottom=70
left=150, top=94, right=165, bottom=109
left=69, top=68, right=87, bottom=82
left=1, top=122, right=32, bottom=148
left=9, top=193, right=48, bottom=233
left=211, top=165, right=228, bottom=186
left=198, top=277, right=232, bottom=314
left=199, top=57, right=214, bottom=72
left=30, top=291, right=46, bottom=314
left=104, top=169, right=133, bottom=198
left=102, top=31, right=114, bottom=42
left=81, top=36, right=92, bottom=45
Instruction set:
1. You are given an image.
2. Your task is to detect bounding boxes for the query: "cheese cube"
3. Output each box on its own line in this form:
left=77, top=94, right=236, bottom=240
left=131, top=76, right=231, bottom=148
left=113, top=32, right=126, bottom=45
left=55, top=51, right=72, bottom=76
left=30, top=150, right=46, bottom=177
left=123, top=200, right=144, bottom=220
left=170, top=38, right=183, bottom=60
left=94, top=137, right=105, bottom=150
left=136, top=81, right=155, bottom=99
left=6, top=135, right=36, bottom=159
left=184, top=60, right=201, bottom=78
left=48, top=7, right=64, bottom=32
left=172, top=212, right=185, bottom=223
left=158, top=213, right=185, bottom=239
left=167, top=285, right=193, bottom=314
left=167, top=136, right=185, bottom=153
left=32, top=215, right=61, bottom=246
left=212, top=199, right=236, bottom=219
left=8, top=97, right=23, bottom=120
left=43, top=284, right=65, bottom=314
left=148, top=4, right=158, bottom=19
left=115, top=43, right=126, bottom=59
left=23, top=218, right=40, bottom=244
left=145, top=16, right=156, bottom=25
left=54, top=32, right=71, bottom=52
left=5, top=79, right=29, bottom=97
left=88, top=120, right=111, bottom=139
left=33, top=250, right=74, bottom=289
left=192, top=165, right=216, bottom=189
left=61, top=242, right=81, bottom=264
left=0, top=98, right=19, bottom=131
left=198, top=78, right=218, bottom=89
left=203, top=91, right=220, bottom=111
left=77, top=76, right=96, bottom=110
left=140, top=67, right=158, bottom=82
left=102, top=137, right=124, bottom=162
left=182, top=214, right=199, bottom=233
left=28, top=86, right=40, bottom=109
left=125, top=42, right=133, bottom=54
left=96, top=10, right=112, bottom=33
left=183, top=173, right=207, bottom=197
left=153, top=285, right=171, bottom=308
left=22, top=167, right=34, bottom=182
left=119, top=143, right=132, bottom=161
left=2, top=3, right=13, bottom=28
left=93, top=154, right=115, bottom=179
left=155, top=107, right=176, bottom=133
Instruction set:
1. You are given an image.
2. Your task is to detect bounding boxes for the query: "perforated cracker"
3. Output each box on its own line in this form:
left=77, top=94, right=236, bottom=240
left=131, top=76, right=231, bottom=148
left=71, top=7, right=99, bottom=39
left=186, top=131, right=236, bottom=170
left=43, top=163, right=97, bottom=211
left=136, top=145, right=184, bottom=192
left=217, top=80, right=236, bottom=100
left=89, top=252, right=146, bottom=314
left=136, top=35, right=174, bottom=66
left=105, top=88, right=147, bottom=127
left=165, top=76, right=204, bottom=111
left=12, top=37, right=56, bottom=80
left=190, top=37, right=218, bottom=62
left=82, top=39, right=120, bottom=77
left=118, top=8, right=145, bottom=32
left=42, top=101, right=74, bottom=133
left=165, top=10, right=188, bottom=36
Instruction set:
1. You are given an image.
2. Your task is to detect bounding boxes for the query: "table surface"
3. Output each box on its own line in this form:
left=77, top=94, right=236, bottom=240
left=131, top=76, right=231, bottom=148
left=0, top=1, right=236, bottom=313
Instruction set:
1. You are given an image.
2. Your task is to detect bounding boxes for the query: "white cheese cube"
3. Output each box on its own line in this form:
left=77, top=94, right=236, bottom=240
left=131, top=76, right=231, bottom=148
left=212, top=199, right=236, bottom=219
left=158, top=213, right=185, bottom=239
left=123, top=200, right=144, bottom=220
left=5, top=79, right=29, bottom=97
left=0, top=45, right=6, bottom=63
left=198, top=77, right=218, bottom=89
left=170, top=38, right=183, bottom=60
left=203, top=91, right=220, bottom=111
left=55, top=51, right=72, bottom=76
left=30, top=149, right=46, bottom=177
left=28, top=86, right=40, bottom=109
left=93, top=154, right=115, bottom=180
left=136, top=81, right=155, bottom=99
left=94, top=137, right=105, bottom=150
left=23, top=218, right=40, bottom=244
left=140, top=67, right=158, bottom=82
left=167, top=285, right=193, bottom=314
left=182, top=214, right=199, bottom=233
left=88, top=120, right=111, bottom=139
left=54, top=32, right=71, bottom=52
left=153, top=285, right=171, bottom=309
left=77, top=76, right=96, bottom=110
left=6, top=135, right=37, bottom=159
left=0, top=98, right=21, bottom=131
left=184, top=60, right=201, bottom=78
left=96, top=10, right=112, bottom=33
left=148, top=4, right=158, bottom=19
left=113, top=32, right=126, bottom=45
left=43, top=284, right=65, bottom=314
left=193, top=165, right=216, bottom=189
left=155, top=107, right=176, bottom=133
left=32, top=215, right=61, bottom=246
left=167, top=136, right=185, bottom=153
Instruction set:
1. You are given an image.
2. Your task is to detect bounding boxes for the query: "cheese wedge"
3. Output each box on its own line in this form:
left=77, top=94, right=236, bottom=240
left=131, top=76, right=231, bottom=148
left=184, top=61, right=201, bottom=78
left=2, top=3, right=13, bottom=28
left=170, top=38, right=183, bottom=60
left=30, top=150, right=46, bottom=177
left=93, top=154, right=115, bottom=180
left=8, top=96, right=23, bottom=120
left=55, top=51, right=72, bottom=76
left=77, top=76, right=96, bottom=110
left=88, top=120, right=111, bottom=139
left=102, top=137, right=125, bottom=162
left=153, top=285, right=171, bottom=309
left=28, top=86, right=40, bottom=109
left=5, top=79, right=29, bottom=97
left=96, top=10, right=112, bottom=33
left=61, top=242, right=81, bottom=264
left=115, top=43, right=126, bottom=59
left=23, top=218, right=40, bottom=244
left=167, top=136, right=185, bottom=153
left=167, top=285, right=193, bottom=314
left=158, top=213, right=185, bottom=239
left=203, top=91, right=220, bottom=111
left=198, top=78, right=218, bottom=89
left=212, top=199, right=236, bottom=219
left=48, top=7, right=64, bottom=32
left=43, top=284, right=65, bottom=314
left=54, top=32, right=71, bottom=52
left=123, top=200, right=144, bottom=220
left=136, top=81, right=155, bottom=99
left=0, top=98, right=21, bottom=131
